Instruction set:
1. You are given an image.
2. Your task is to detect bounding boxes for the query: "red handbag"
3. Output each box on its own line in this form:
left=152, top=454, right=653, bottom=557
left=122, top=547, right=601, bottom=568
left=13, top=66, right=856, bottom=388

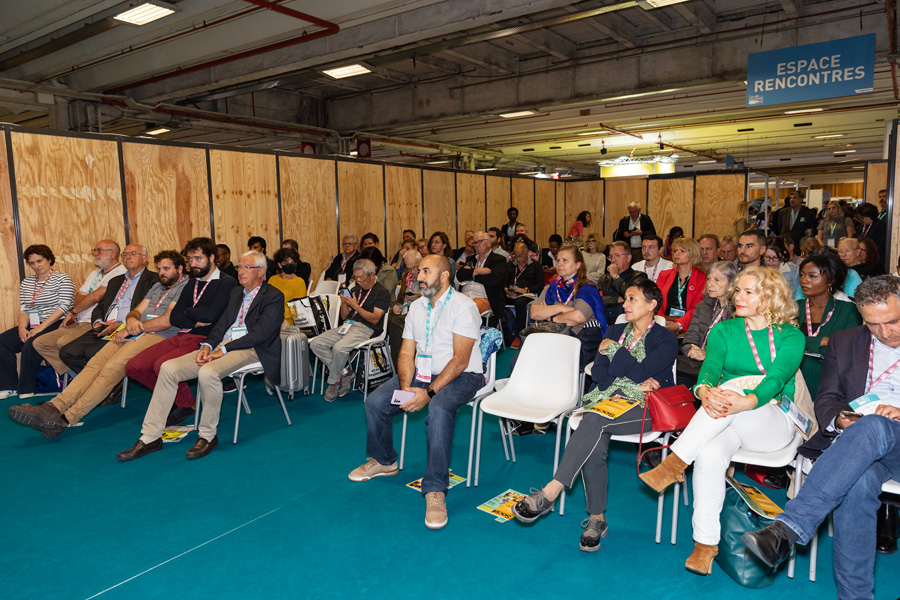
left=644, top=384, right=697, bottom=432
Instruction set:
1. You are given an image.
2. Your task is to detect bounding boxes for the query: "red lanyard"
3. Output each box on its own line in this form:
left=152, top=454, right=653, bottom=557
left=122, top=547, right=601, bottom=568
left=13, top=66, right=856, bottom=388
left=29, top=271, right=54, bottom=307
left=554, top=278, right=574, bottom=305
left=745, top=321, right=776, bottom=374
left=153, top=287, right=174, bottom=311
left=805, top=300, right=835, bottom=337
left=114, top=274, right=135, bottom=304
left=513, top=264, right=524, bottom=287
left=350, top=286, right=373, bottom=319
left=405, top=272, right=415, bottom=290
left=866, top=337, right=900, bottom=393
left=861, top=223, right=872, bottom=238
left=647, top=261, right=660, bottom=281
left=701, top=303, right=725, bottom=349
left=238, top=286, right=261, bottom=326
left=619, top=322, right=654, bottom=351
left=193, top=278, right=211, bottom=306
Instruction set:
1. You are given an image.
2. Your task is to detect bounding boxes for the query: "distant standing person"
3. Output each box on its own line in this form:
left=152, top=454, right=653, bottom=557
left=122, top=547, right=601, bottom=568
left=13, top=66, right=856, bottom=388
left=616, top=202, right=656, bottom=263
left=499, top=207, right=523, bottom=243
left=568, top=211, right=591, bottom=239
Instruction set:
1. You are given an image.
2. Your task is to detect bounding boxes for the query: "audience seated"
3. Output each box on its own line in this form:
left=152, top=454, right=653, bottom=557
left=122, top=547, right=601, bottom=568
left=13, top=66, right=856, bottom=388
left=361, top=232, right=380, bottom=251
left=763, top=236, right=800, bottom=297
left=503, top=242, right=545, bottom=345
left=456, top=231, right=507, bottom=323
left=656, top=237, right=707, bottom=335
left=387, top=250, right=422, bottom=366
left=615, top=201, right=656, bottom=263
left=508, top=224, right=539, bottom=255
left=698, top=234, right=719, bottom=269
left=280, top=239, right=312, bottom=287
left=541, top=234, right=562, bottom=280
left=248, top=236, right=278, bottom=280
left=390, top=230, right=417, bottom=269
left=428, top=232, right=456, bottom=283
left=597, top=241, right=644, bottom=324
left=633, top=234, right=672, bottom=283
left=487, top=227, right=508, bottom=259
left=216, top=243, right=239, bottom=280
left=719, top=235, right=737, bottom=263
left=361, top=246, right=398, bottom=302
left=839, top=237, right=881, bottom=281
left=325, top=235, right=360, bottom=283
left=737, top=229, right=767, bottom=270
left=268, top=248, right=308, bottom=324
left=454, top=230, right=475, bottom=264
left=856, top=202, right=887, bottom=264
left=859, top=237, right=886, bottom=277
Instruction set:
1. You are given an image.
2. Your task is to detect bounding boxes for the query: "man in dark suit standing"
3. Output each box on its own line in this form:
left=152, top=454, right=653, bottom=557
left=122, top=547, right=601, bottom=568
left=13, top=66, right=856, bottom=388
left=615, top=202, right=656, bottom=263
left=117, top=251, right=284, bottom=461
left=778, top=190, right=817, bottom=248
left=456, top=231, right=507, bottom=327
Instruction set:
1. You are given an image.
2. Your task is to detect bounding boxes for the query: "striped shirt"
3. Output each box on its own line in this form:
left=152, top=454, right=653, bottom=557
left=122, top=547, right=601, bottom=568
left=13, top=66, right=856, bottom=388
left=19, top=271, right=75, bottom=321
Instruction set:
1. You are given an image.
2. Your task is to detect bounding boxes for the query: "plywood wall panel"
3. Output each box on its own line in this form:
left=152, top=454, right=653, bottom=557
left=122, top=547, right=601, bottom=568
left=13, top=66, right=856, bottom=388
left=865, top=162, right=888, bottom=206
left=695, top=173, right=746, bottom=240
left=511, top=178, right=535, bottom=239
left=210, top=149, right=279, bottom=262
left=486, top=176, right=510, bottom=233
left=385, top=165, right=422, bottom=259
left=0, top=134, right=18, bottom=329
left=123, top=142, right=210, bottom=255
left=566, top=180, right=603, bottom=240
left=604, top=178, right=647, bottom=239
left=281, top=156, right=337, bottom=282
left=456, top=172, right=485, bottom=246
left=337, top=161, right=384, bottom=253
left=423, top=169, right=456, bottom=248
left=649, top=177, right=694, bottom=240
left=555, top=182, right=565, bottom=239
left=534, top=180, right=556, bottom=246
left=12, top=132, right=125, bottom=301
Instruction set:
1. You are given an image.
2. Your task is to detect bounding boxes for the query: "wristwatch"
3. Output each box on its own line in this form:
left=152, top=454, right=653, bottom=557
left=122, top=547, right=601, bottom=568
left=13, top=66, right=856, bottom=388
left=426, top=388, right=436, bottom=399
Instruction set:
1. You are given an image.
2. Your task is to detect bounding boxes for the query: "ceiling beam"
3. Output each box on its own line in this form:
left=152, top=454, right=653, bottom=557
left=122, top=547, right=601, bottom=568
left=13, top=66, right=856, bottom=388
left=511, top=27, right=576, bottom=59
left=639, top=7, right=672, bottom=32
left=439, top=45, right=518, bottom=74
left=561, top=6, right=637, bottom=48
left=411, top=55, right=461, bottom=75
left=777, top=0, right=800, bottom=19
left=671, top=1, right=716, bottom=35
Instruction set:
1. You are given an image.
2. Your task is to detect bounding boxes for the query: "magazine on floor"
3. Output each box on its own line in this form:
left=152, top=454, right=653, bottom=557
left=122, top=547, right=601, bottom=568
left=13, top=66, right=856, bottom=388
left=477, top=489, right=527, bottom=522
left=726, top=475, right=783, bottom=519
left=407, top=472, right=465, bottom=491
left=161, top=426, right=193, bottom=443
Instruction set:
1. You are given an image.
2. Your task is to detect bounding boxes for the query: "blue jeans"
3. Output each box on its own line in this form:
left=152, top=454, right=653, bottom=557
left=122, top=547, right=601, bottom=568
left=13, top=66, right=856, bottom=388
left=365, top=371, right=483, bottom=494
left=777, top=415, right=900, bottom=600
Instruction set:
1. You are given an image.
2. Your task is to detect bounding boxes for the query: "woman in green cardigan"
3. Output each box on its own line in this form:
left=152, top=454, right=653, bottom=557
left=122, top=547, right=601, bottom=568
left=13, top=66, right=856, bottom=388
left=638, top=267, right=805, bottom=576
left=797, top=252, right=862, bottom=397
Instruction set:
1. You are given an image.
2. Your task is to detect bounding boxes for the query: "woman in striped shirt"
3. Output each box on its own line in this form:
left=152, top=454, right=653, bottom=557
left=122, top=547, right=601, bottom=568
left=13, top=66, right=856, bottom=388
left=0, top=245, right=74, bottom=399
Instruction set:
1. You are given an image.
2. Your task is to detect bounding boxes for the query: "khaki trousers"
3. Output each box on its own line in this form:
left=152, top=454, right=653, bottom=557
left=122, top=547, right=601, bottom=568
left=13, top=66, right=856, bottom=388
left=49, top=334, right=164, bottom=425
left=140, top=346, right=258, bottom=443
left=33, top=322, right=91, bottom=374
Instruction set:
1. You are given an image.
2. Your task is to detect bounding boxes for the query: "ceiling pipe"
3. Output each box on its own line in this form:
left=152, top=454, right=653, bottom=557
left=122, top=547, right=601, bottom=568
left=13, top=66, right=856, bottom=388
left=887, top=0, right=899, bottom=100
left=102, top=1, right=340, bottom=95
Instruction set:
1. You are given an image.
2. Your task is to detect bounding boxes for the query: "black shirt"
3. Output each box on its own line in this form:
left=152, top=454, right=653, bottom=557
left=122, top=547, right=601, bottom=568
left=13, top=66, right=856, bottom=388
left=344, top=282, right=392, bottom=335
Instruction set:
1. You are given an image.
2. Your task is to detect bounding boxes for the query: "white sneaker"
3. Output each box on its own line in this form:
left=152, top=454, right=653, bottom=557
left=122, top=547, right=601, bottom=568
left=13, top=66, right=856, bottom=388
left=0, top=390, right=16, bottom=400
left=348, top=457, right=399, bottom=482
left=425, top=492, right=448, bottom=529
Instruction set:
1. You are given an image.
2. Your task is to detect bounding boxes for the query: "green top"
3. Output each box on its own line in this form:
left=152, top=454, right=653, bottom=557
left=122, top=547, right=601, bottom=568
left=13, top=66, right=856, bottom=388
left=796, top=297, right=862, bottom=397
left=695, top=317, right=805, bottom=408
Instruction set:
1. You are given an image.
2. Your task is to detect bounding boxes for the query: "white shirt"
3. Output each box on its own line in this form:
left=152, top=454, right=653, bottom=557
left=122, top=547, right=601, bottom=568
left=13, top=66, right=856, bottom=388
left=76, top=264, right=127, bottom=323
left=865, top=336, right=900, bottom=412
left=632, top=258, right=673, bottom=283
left=403, top=287, right=483, bottom=375
left=460, top=253, right=490, bottom=300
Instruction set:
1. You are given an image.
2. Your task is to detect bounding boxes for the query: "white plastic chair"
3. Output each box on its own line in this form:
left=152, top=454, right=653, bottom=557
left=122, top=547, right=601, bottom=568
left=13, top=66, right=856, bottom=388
left=475, top=333, right=582, bottom=497
left=314, top=280, right=339, bottom=296
left=349, top=312, right=392, bottom=402
left=309, top=270, right=327, bottom=295
left=398, top=351, right=497, bottom=487
left=308, top=293, right=341, bottom=394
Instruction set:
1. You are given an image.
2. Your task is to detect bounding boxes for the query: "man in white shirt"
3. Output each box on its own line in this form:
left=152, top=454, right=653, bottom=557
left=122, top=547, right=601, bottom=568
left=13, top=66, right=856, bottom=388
left=33, top=239, right=125, bottom=379
left=348, top=254, right=484, bottom=530
left=632, top=235, right=672, bottom=283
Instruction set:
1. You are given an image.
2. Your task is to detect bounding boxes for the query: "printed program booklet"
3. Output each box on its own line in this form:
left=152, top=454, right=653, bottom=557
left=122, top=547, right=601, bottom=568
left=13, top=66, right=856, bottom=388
left=578, top=396, right=641, bottom=420
left=407, top=472, right=466, bottom=491
left=726, top=475, right=783, bottom=519
left=477, top=489, right=527, bottom=522
left=161, top=426, right=193, bottom=443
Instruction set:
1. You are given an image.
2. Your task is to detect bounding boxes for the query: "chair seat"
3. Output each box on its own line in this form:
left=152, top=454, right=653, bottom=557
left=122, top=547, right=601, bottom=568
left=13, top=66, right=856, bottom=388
left=230, top=361, right=264, bottom=376
left=731, top=432, right=804, bottom=468
left=480, top=390, right=578, bottom=424
left=883, top=479, right=900, bottom=495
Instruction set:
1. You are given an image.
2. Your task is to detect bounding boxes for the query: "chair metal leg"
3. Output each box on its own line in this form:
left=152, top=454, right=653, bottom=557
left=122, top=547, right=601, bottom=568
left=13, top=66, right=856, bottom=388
left=475, top=409, right=484, bottom=487
left=498, top=418, right=510, bottom=461
left=466, top=400, right=479, bottom=487
left=399, top=412, right=408, bottom=470
left=194, top=385, right=201, bottom=431
left=656, top=443, right=669, bottom=544
left=120, top=376, right=128, bottom=408
left=507, top=420, right=517, bottom=463
left=234, top=373, right=249, bottom=444
left=363, top=348, right=370, bottom=402
left=809, top=527, right=818, bottom=582
left=671, top=480, right=680, bottom=545
left=275, top=387, right=291, bottom=426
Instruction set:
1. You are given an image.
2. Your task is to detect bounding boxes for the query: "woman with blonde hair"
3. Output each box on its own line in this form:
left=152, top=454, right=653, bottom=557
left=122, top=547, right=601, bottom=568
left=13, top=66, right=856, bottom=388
left=817, top=200, right=855, bottom=249
left=639, top=266, right=805, bottom=576
left=655, top=237, right=707, bottom=334
left=582, top=233, right=607, bottom=283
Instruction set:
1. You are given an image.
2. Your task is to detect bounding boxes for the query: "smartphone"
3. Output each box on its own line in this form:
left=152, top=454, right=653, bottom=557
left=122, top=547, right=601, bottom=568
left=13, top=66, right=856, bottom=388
left=340, top=288, right=352, bottom=298
left=840, top=410, right=863, bottom=421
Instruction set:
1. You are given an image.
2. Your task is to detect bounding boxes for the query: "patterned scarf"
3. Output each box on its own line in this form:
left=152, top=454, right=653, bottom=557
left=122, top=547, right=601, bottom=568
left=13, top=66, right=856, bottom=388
left=582, top=322, right=647, bottom=405
left=544, top=275, right=607, bottom=331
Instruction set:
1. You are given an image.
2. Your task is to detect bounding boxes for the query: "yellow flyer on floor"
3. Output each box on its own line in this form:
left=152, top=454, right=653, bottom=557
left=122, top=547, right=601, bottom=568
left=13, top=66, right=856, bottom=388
left=406, top=472, right=465, bottom=491
left=161, top=426, right=193, bottom=443
left=477, top=489, right=527, bottom=522
left=579, top=396, right=641, bottom=420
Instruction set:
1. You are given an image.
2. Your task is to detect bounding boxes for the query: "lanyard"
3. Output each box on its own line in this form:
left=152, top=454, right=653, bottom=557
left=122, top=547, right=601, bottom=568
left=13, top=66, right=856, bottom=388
left=349, top=286, right=374, bottom=320
left=425, top=289, right=452, bottom=351
left=405, top=272, right=415, bottom=290
left=193, top=278, right=211, bottom=306
left=513, top=264, right=525, bottom=287
left=861, top=223, right=872, bottom=239
left=829, top=222, right=838, bottom=238
left=340, top=252, right=355, bottom=272
left=619, top=321, right=654, bottom=351
left=114, top=273, right=136, bottom=305
left=238, top=286, right=261, bottom=326
left=790, top=210, right=799, bottom=228
left=866, top=337, right=900, bottom=393
left=29, top=271, right=54, bottom=307
left=701, top=303, right=725, bottom=349
left=804, top=299, right=835, bottom=337
left=676, top=272, right=690, bottom=309
left=554, top=278, right=575, bottom=305
left=745, top=321, right=776, bottom=375
left=153, top=284, right=178, bottom=311
left=647, top=261, right=660, bottom=281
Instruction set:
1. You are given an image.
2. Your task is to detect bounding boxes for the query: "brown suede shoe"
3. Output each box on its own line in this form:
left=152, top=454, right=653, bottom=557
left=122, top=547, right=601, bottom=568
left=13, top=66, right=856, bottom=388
left=685, top=542, right=719, bottom=575
left=117, top=438, right=163, bottom=461
left=8, top=402, right=66, bottom=439
left=186, top=436, right=218, bottom=459
left=639, top=452, right=689, bottom=493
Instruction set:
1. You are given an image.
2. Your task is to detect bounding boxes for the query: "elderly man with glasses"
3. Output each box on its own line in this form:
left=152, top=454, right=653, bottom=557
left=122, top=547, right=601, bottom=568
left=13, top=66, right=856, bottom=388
left=324, top=235, right=360, bottom=284
left=456, top=230, right=508, bottom=327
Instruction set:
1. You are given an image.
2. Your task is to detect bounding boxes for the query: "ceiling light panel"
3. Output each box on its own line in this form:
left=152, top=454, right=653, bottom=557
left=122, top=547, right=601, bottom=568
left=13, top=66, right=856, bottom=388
left=322, top=64, right=371, bottom=79
left=114, top=2, right=176, bottom=26
left=499, top=110, right=539, bottom=118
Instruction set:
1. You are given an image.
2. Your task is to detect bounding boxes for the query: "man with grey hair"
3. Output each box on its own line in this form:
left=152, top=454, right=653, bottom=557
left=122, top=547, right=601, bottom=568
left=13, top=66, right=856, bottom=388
left=348, top=254, right=483, bottom=530
left=325, top=235, right=360, bottom=284
left=116, top=251, right=284, bottom=461
left=743, top=275, right=900, bottom=598
left=311, top=258, right=391, bottom=401
left=615, top=201, right=656, bottom=263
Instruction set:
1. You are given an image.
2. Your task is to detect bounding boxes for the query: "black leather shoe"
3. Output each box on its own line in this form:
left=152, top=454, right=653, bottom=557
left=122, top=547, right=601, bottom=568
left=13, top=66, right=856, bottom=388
left=117, top=438, right=163, bottom=462
left=876, top=503, right=898, bottom=555
left=166, top=405, right=195, bottom=427
left=186, top=436, right=218, bottom=459
left=98, top=380, right=125, bottom=406
left=742, top=521, right=797, bottom=568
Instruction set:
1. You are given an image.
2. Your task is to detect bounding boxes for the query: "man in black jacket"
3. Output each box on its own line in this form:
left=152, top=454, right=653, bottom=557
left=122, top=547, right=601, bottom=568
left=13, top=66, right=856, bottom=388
left=456, top=231, right=507, bottom=327
left=124, top=237, right=238, bottom=426
left=58, top=243, right=157, bottom=373
left=117, top=251, right=284, bottom=461
left=615, top=202, right=656, bottom=263
left=778, top=190, right=817, bottom=248
left=324, top=235, right=360, bottom=283
left=597, top=241, right=644, bottom=323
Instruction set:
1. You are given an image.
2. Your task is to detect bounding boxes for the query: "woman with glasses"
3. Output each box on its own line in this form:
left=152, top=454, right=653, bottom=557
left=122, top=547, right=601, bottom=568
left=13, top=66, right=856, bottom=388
left=427, top=231, right=456, bottom=284
left=838, top=237, right=880, bottom=280
left=679, top=261, right=738, bottom=387
left=655, top=237, right=706, bottom=334
left=763, top=236, right=800, bottom=297
left=0, top=245, right=74, bottom=399
left=583, top=233, right=607, bottom=284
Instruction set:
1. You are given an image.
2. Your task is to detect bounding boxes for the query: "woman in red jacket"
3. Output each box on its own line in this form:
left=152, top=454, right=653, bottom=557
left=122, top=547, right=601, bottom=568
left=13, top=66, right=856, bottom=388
left=655, top=237, right=706, bottom=334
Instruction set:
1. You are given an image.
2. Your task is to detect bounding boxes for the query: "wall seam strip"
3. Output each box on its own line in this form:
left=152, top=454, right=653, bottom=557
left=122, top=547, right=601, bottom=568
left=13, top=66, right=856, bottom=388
left=276, top=154, right=283, bottom=241
left=205, top=148, right=215, bottom=240
left=117, top=140, right=130, bottom=246
left=4, top=127, right=24, bottom=280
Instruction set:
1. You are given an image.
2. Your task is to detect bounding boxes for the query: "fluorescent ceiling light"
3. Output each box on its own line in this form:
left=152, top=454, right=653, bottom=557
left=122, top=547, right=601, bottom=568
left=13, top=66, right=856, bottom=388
left=834, top=150, right=857, bottom=154
left=349, top=151, right=358, bottom=156
left=784, top=108, right=824, bottom=114
left=852, top=166, right=865, bottom=169
left=578, top=131, right=605, bottom=136
left=499, top=110, right=539, bottom=118
left=639, top=0, right=692, bottom=8
left=144, top=127, right=170, bottom=135
left=322, top=64, right=371, bottom=79
left=114, top=2, right=176, bottom=26
left=814, top=134, right=845, bottom=139
left=697, top=160, right=717, bottom=164
left=519, top=171, right=541, bottom=175
left=428, top=160, right=450, bottom=164
left=477, top=167, right=498, bottom=171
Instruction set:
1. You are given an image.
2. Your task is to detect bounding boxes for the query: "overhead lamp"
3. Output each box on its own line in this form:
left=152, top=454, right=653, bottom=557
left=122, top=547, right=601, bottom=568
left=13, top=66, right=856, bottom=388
left=639, top=0, right=693, bottom=8
left=144, top=127, right=170, bottom=136
left=784, top=107, right=824, bottom=114
left=834, top=150, right=857, bottom=154
left=499, top=110, right=539, bottom=118
left=519, top=171, right=541, bottom=175
left=476, top=167, right=499, bottom=171
left=114, top=2, right=177, bottom=26
left=698, top=159, right=717, bottom=164
left=578, top=131, right=605, bottom=136
left=670, top=153, right=679, bottom=159
left=349, top=151, right=358, bottom=156
left=814, top=134, right=845, bottom=139
left=322, top=64, right=371, bottom=79
left=600, top=140, right=607, bottom=155
left=428, top=159, right=451, bottom=165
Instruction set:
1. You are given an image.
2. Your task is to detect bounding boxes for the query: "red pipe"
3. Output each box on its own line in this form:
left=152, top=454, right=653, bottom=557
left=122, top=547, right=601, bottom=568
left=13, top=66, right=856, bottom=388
left=103, top=0, right=339, bottom=94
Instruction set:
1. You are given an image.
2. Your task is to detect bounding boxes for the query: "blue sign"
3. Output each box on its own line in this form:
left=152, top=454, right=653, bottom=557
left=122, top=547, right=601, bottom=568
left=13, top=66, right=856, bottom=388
left=746, top=34, right=875, bottom=107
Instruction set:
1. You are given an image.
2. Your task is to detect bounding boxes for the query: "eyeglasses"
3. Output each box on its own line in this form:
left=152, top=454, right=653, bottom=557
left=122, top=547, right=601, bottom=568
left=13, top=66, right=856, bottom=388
left=121, top=251, right=144, bottom=258
left=235, top=265, right=263, bottom=271
left=473, top=239, right=489, bottom=244
left=91, top=248, right=115, bottom=254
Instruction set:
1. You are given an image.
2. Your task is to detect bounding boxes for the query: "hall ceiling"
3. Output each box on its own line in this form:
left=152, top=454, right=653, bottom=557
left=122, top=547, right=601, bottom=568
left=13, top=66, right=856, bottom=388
left=0, top=0, right=896, bottom=181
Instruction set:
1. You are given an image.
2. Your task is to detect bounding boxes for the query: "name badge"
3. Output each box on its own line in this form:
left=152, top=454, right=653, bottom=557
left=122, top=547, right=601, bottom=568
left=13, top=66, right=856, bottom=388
left=144, top=314, right=158, bottom=321
left=337, top=274, right=347, bottom=285
left=778, top=396, right=810, bottom=435
left=826, top=239, right=836, bottom=248
left=28, top=311, right=40, bottom=328
left=232, top=326, right=248, bottom=340
left=849, top=392, right=880, bottom=412
left=669, top=308, right=686, bottom=318
left=415, top=354, right=433, bottom=383
left=338, top=320, right=354, bottom=335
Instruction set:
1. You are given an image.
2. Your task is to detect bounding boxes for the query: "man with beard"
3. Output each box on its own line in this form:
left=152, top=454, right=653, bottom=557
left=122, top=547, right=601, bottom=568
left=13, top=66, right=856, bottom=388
left=737, top=229, right=767, bottom=269
left=8, top=251, right=188, bottom=439
left=348, top=254, right=484, bottom=530
left=125, top=237, right=238, bottom=426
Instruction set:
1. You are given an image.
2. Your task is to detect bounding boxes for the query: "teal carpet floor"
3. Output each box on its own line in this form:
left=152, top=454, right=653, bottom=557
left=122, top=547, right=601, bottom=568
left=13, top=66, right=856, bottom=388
left=2, top=347, right=899, bottom=599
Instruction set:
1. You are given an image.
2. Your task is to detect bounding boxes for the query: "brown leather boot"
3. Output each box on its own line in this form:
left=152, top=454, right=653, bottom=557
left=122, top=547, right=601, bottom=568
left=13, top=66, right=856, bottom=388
left=638, top=452, right=688, bottom=493
left=685, top=542, right=718, bottom=575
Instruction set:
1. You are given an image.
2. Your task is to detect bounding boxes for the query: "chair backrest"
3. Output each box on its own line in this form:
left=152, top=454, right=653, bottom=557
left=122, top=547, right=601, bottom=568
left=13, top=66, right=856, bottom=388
left=316, top=294, right=340, bottom=329
left=314, top=280, right=340, bottom=296
left=370, top=311, right=390, bottom=343
left=615, top=313, right=666, bottom=326
left=503, top=333, right=581, bottom=408
left=309, top=270, right=327, bottom=295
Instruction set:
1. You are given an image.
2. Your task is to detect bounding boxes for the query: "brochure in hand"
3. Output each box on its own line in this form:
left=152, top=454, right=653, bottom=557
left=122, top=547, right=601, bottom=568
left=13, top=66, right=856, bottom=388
left=725, top=475, right=783, bottom=520
left=477, top=489, right=527, bottom=522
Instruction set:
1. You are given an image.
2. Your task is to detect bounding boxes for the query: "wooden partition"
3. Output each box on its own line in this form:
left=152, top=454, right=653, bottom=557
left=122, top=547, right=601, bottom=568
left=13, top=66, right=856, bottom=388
left=694, top=172, right=746, bottom=240
left=456, top=172, right=485, bottom=246
left=511, top=178, right=535, bottom=237
left=123, top=142, right=210, bottom=255
left=534, top=180, right=556, bottom=246
left=486, top=176, right=510, bottom=232
left=555, top=181, right=565, bottom=238
left=337, top=161, right=384, bottom=252
left=281, top=156, right=337, bottom=279
left=604, top=178, right=646, bottom=239
left=565, top=180, right=603, bottom=240
left=384, top=165, right=422, bottom=258
left=865, top=161, right=888, bottom=205
left=423, top=169, right=455, bottom=247
left=0, top=134, right=18, bottom=327
left=648, top=177, right=694, bottom=239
